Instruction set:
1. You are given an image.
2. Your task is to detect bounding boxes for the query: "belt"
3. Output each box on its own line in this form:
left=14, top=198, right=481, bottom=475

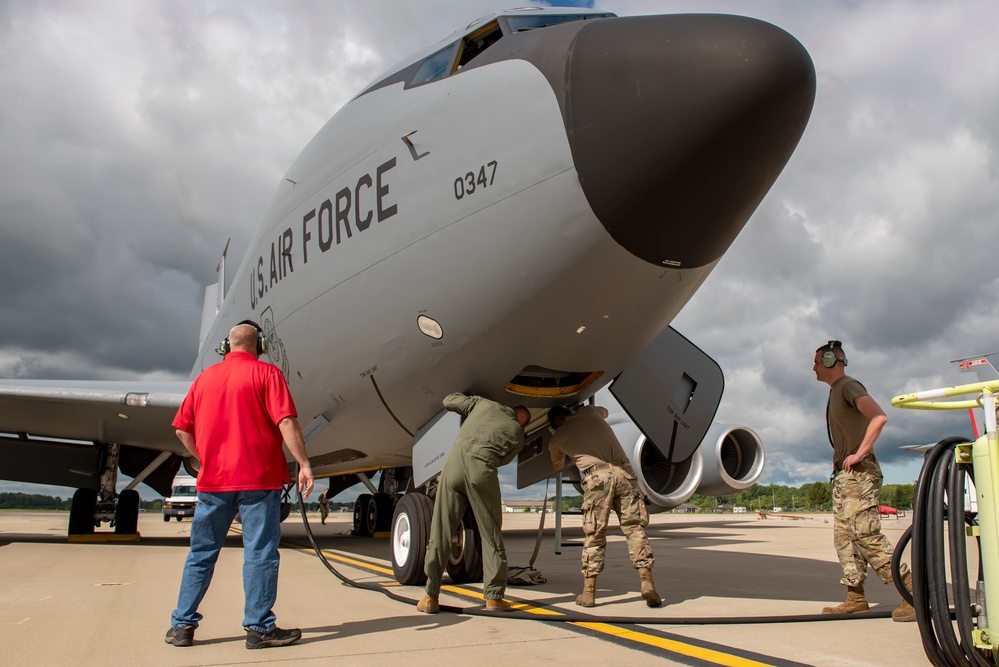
left=580, top=459, right=626, bottom=476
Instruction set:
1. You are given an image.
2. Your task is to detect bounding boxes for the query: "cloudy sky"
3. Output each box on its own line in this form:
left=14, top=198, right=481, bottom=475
left=1, top=0, right=997, bottom=501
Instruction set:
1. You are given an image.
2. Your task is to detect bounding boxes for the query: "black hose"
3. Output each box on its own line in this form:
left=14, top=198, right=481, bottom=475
left=929, top=449, right=965, bottom=665
left=911, top=438, right=956, bottom=666
left=906, top=435, right=995, bottom=667
left=891, top=524, right=912, bottom=604
left=948, top=445, right=992, bottom=667
left=893, top=513, right=980, bottom=607
left=293, top=481, right=895, bottom=625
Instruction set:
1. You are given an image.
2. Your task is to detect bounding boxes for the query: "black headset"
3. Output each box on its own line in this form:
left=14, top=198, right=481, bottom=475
left=820, top=340, right=847, bottom=368
left=218, top=319, right=269, bottom=356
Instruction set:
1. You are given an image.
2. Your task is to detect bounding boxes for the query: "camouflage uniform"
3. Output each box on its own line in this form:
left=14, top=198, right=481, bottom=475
left=317, top=490, right=329, bottom=525
left=579, top=463, right=654, bottom=577
left=826, top=376, right=908, bottom=586
left=549, top=406, right=654, bottom=577
left=831, top=459, right=908, bottom=586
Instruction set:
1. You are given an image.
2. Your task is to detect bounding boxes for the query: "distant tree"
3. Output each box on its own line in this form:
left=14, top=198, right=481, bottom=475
left=807, top=482, right=832, bottom=509
left=0, top=492, right=70, bottom=510
left=882, top=484, right=915, bottom=510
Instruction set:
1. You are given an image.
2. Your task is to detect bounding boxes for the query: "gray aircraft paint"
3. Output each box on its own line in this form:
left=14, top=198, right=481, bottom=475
left=0, top=8, right=813, bottom=500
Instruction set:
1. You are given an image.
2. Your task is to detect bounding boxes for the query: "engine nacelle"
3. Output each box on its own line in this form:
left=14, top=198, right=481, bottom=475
left=607, top=413, right=764, bottom=510
left=608, top=415, right=703, bottom=511
left=695, top=423, right=765, bottom=496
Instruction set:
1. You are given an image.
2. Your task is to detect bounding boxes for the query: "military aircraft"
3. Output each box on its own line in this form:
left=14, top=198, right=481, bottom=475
left=0, top=7, right=815, bottom=583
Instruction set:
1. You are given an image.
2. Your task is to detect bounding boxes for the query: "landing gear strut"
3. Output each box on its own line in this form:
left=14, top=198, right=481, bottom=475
left=66, top=441, right=149, bottom=538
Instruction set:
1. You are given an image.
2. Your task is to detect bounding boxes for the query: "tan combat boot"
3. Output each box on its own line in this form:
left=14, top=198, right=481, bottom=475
left=892, top=571, right=916, bottom=623
left=639, top=568, right=663, bottom=607
left=822, top=585, right=869, bottom=614
left=485, top=598, right=513, bottom=612
left=576, top=576, right=597, bottom=607
left=416, top=594, right=439, bottom=614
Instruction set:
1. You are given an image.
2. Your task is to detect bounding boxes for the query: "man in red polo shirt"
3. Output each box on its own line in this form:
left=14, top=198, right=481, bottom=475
left=166, top=320, right=314, bottom=650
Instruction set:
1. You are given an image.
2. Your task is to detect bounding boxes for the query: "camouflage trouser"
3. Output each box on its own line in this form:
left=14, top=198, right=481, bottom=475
left=831, top=467, right=908, bottom=587
left=579, top=464, right=654, bottom=577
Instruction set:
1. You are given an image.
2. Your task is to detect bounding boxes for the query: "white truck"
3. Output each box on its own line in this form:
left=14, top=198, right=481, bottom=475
left=162, top=475, right=198, bottom=522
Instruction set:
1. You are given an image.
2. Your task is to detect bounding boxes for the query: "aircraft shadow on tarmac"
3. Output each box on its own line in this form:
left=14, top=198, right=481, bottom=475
left=295, top=519, right=920, bottom=612
left=0, top=516, right=922, bottom=612
left=0, top=530, right=257, bottom=550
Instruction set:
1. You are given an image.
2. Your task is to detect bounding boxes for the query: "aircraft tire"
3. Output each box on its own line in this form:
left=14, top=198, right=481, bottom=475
left=114, top=489, right=140, bottom=534
left=279, top=502, right=292, bottom=523
left=391, top=492, right=432, bottom=585
left=68, top=488, right=97, bottom=535
left=445, top=508, right=483, bottom=583
left=354, top=493, right=374, bottom=536
left=373, top=492, right=394, bottom=533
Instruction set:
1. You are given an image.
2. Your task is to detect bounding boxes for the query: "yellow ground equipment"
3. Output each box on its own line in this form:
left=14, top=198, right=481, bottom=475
left=892, top=380, right=999, bottom=666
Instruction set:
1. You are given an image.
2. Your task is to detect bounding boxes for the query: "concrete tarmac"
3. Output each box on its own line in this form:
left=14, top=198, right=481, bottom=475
left=0, top=509, right=931, bottom=666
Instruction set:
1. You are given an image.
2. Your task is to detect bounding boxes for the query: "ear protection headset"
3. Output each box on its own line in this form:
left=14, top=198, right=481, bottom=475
left=218, top=319, right=269, bottom=356
left=820, top=340, right=847, bottom=368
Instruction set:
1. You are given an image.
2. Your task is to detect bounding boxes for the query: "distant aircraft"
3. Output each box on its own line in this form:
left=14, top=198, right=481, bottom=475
left=0, top=8, right=815, bottom=581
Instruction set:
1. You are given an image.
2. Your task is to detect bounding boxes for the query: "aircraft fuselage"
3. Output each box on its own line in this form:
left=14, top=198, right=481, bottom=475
left=193, top=10, right=815, bottom=478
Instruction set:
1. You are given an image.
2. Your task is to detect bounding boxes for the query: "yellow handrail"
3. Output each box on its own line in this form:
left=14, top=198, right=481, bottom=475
left=891, top=379, right=999, bottom=410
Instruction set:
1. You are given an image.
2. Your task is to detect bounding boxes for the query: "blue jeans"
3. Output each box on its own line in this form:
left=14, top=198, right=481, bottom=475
left=170, top=489, right=282, bottom=632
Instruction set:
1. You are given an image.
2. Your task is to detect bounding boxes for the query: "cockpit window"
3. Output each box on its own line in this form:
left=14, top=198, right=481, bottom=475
left=505, top=13, right=614, bottom=33
left=410, top=44, right=455, bottom=86
left=454, top=21, right=503, bottom=72
left=406, top=13, right=614, bottom=89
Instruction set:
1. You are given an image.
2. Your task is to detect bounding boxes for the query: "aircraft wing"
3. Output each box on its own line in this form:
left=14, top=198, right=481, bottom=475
left=0, top=379, right=190, bottom=495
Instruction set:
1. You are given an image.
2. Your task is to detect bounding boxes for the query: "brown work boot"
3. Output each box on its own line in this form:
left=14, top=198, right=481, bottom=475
left=485, top=598, right=514, bottom=612
left=892, top=571, right=916, bottom=623
left=639, top=568, right=663, bottom=607
left=822, top=585, right=869, bottom=614
left=416, top=594, right=439, bottom=614
left=576, top=576, right=597, bottom=607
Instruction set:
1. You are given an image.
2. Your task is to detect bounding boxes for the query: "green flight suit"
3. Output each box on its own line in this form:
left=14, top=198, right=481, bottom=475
left=424, top=393, right=525, bottom=600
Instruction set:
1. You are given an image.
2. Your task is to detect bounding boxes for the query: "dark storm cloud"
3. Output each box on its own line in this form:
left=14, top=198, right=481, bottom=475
left=3, top=1, right=998, bottom=498
left=0, top=1, right=515, bottom=381
left=651, top=0, right=999, bottom=484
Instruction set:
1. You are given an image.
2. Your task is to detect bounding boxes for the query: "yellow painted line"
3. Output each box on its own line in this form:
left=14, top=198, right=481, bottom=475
left=280, top=534, right=779, bottom=667
left=232, top=526, right=396, bottom=576
left=572, top=622, right=774, bottom=667
left=308, top=547, right=394, bottom=576
left=436, top=585, right=773, bottom=666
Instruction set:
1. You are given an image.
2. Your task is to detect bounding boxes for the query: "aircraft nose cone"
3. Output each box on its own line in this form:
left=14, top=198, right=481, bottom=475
left=566, top=14, right=816, bottom=269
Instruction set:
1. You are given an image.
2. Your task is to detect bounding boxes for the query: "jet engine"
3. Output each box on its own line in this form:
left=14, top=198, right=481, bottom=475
left=607, top=413, right=764, bottom=511
left=695, top=422, right=765, bottom=496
